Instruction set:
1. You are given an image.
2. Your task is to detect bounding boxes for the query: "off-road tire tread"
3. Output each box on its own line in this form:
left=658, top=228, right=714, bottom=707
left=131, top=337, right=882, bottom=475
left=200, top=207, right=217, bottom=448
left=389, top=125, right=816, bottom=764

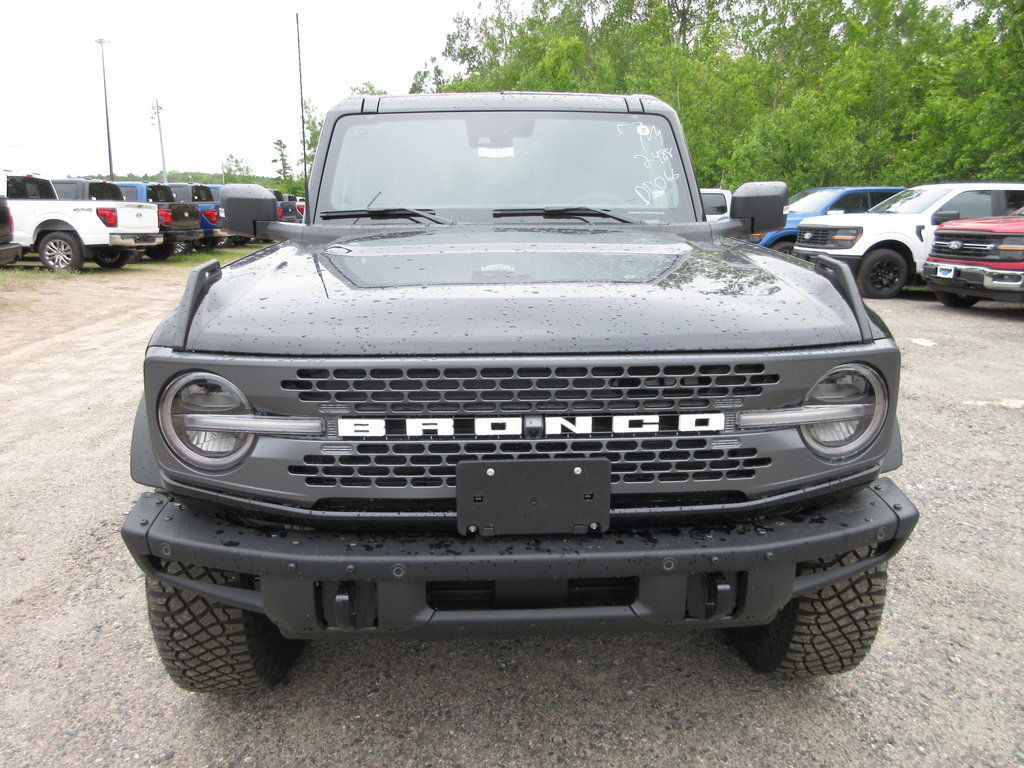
left=146, top=561, right=304, bottom=692
left=729, top=548, right=887, bottom=677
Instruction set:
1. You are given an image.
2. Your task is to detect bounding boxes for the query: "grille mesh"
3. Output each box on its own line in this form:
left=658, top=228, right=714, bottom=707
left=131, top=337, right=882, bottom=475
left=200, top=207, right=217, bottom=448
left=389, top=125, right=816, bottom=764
left=932, top=233, right=1003, bottom=260
left=288, top=437, right=771, bottom=489
left=281, top=363, right=779, bottom=415
left=796, top=228, right=835, bottom=247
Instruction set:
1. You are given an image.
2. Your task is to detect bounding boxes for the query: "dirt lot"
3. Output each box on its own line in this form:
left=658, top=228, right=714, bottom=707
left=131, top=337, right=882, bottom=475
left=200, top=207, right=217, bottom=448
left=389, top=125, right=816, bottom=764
left=0, top=255, right=1021, bottom=768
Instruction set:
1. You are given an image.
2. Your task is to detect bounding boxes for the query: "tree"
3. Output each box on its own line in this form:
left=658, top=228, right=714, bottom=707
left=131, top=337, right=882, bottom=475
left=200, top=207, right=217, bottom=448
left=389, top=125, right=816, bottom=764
left=350, top=82, right=387, bottom=95
left=271, top=139, right=293, bottom=184
left=222, top=154, right=254, bottom=183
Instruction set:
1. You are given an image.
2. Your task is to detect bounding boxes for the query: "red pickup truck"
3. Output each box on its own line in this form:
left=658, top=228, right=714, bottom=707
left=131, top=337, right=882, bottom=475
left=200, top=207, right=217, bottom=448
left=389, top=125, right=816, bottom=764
left=924, top=208, right=1024, bottom=307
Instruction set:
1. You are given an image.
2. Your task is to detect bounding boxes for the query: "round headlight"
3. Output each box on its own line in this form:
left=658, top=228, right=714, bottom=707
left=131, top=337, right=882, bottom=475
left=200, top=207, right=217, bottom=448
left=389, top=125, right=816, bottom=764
left=800, top=364, right=888, bottom=459
left=158, top=372, right=254, bottom=470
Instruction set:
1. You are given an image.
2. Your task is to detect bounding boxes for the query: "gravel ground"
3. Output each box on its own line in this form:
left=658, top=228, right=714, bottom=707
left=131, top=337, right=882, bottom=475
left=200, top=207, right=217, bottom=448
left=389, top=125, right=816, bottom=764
left=0, top=256, right=1021, bottom=768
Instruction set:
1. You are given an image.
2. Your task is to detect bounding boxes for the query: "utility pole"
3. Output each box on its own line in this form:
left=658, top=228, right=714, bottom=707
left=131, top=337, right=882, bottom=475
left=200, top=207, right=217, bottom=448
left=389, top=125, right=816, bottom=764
left=96, top=39, right=114, bottom=179
left=152, top=100, right=168, bottom=183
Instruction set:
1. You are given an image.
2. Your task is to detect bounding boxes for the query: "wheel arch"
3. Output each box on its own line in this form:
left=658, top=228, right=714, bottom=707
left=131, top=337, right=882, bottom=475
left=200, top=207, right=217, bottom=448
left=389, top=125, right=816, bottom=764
left=866, top=239, right=914, bottom=274
left=33, top=220, right=79, bottom=250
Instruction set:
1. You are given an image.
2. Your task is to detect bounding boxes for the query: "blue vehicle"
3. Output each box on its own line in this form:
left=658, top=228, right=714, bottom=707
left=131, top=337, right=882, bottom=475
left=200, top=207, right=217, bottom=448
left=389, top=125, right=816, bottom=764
left=752, top=186, right=904, bottom=254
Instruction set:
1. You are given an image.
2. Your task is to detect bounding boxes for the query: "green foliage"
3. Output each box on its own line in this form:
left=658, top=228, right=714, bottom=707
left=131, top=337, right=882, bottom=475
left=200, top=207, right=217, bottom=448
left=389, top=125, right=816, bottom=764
left=431, top=0, right=1024, bottom=191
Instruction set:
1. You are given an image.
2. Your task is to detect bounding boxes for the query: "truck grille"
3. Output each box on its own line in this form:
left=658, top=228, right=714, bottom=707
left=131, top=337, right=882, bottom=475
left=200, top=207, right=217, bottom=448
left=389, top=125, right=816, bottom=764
left=279, top=363, right=779, bottom=491
left=281, top=363, right=779, bottom=415
left=796, top=227, right=835, bottom=248
left=932, top=233, right=1003, bottom=260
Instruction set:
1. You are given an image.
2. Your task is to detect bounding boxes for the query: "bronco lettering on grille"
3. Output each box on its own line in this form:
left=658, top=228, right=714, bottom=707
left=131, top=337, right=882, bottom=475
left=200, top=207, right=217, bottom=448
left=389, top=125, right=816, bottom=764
left=337, top=413, right=725, bottom=438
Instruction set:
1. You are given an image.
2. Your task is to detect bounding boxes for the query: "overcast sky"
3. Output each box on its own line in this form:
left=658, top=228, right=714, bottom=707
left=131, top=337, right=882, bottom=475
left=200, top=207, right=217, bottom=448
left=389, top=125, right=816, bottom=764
left=4, top=0, right=507, bottom=179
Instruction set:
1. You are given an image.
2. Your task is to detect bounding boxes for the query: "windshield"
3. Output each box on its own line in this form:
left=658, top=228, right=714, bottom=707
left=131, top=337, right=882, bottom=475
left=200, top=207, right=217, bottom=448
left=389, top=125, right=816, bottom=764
left=869, top=187, right=950, bottom=214
left=786, top=188, right=841, bottom=214
left=318, top=111, right=691, bottom=223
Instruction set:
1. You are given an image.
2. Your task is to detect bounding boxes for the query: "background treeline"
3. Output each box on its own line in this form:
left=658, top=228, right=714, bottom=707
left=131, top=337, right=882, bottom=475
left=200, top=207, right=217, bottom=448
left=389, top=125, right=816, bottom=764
left=413, top=0, right=1022, bottom=192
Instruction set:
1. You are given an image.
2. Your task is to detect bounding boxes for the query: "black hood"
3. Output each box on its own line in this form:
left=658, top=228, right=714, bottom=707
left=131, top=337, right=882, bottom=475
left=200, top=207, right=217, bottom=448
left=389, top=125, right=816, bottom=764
left=181, top=227, right=865, bottom=355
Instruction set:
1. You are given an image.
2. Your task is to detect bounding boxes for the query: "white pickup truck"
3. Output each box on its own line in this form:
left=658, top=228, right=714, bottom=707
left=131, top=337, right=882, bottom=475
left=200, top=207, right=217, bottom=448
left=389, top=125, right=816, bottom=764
left=793, top=182, right=1024, bottom=298
left=2, top=173, right=162, bottom=269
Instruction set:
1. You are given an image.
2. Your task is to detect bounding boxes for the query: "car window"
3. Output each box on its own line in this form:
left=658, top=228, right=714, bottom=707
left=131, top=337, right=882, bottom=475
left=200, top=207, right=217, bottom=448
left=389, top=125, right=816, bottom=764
left=938, top=190, right=993, bottom=219
left=191, top=186, right=215, bottom=203
left=701, top=192, right=727, bottom=215
left=830, top=191, right=871, bottom=213
left=88, top=183, right=123, bottom=201
left=870, top=191, right=899, bottom=207
left=147, top=185, right=176, bottom=204
left=7, top=176, right=57, bottom=200
left=120, top=186, right=139, bottom=202
left=871, top=187, right=950, bottom=213
left=1004, top=190, right=1024, bottom=214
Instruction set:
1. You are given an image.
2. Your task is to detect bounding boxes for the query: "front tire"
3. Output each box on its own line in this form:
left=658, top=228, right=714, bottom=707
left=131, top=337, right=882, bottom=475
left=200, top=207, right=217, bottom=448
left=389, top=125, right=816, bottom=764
left=37, top=232, right=85, bottom=270
left=770, top=240, right=795, bottom=255
left=727, top=549, right=888, bottom=677
left=146, top=562, right=305, bottom=692
left=858, top=248, right=908, bottom=299
left=934, top=290, right=979, bottom=308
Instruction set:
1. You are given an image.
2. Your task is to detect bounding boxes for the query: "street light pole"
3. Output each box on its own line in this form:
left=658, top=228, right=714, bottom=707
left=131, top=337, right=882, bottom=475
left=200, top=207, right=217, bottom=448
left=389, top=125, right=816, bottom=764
left=152, top=100, right=168, bottom=183
left=96, top=39, right=114, bottom=180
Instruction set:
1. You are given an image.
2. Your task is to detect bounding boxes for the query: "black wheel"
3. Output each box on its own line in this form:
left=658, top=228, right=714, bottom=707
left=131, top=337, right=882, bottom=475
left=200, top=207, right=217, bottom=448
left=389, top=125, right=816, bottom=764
left=146, top=562, right=305, bottom=692
left=770, top=240, right=795, bottom=255
left=934, top=290, right=979, bottom=308
left=726, top=548, right=887, bottom=677
left=147, top=243, right=175, bottom=260
left=93, top=249, right=130, bottom=269
left=37, top=232, right=85, bottom=270
left=857, top=248, right=908, bottom=299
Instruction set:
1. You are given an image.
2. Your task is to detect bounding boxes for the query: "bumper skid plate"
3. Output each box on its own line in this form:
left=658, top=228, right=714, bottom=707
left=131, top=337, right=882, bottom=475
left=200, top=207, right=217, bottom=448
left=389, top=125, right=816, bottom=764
left=122, top=479, right=917, bottom=640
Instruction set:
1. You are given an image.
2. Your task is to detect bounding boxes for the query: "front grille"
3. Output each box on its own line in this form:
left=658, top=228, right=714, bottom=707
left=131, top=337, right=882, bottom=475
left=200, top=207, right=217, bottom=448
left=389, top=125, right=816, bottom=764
left=932, top=233, right=1003, bottom=260
left=288, top=437, right=772, bottom=489
left=281, top=363, right=779, bottom=414
left=796, top=227, right=835, bottom=248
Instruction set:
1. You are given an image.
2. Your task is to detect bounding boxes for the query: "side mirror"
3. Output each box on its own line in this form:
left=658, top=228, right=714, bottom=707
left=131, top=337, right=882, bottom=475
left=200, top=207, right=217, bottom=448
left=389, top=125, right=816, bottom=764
left=730, top=181, right=788, bottom=233
left=932, top=210, right=960, bottom=226
left=220, top=184, right=278, bottom=237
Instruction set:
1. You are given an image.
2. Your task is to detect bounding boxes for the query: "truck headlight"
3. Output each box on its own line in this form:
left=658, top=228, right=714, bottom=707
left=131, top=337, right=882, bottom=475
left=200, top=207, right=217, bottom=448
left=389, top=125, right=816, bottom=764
left=829, top=228, right=862, bottom=249
left=998, top=236, right=1024, bottom=257
left=158, top=372, right=255, bottom=470
left=800, top=364, right=887, bottom=459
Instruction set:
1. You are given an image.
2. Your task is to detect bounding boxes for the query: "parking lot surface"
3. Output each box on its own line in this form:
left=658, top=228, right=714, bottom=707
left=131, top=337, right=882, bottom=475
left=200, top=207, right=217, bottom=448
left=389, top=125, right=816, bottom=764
left=0, top=259, right=1021, bottom=768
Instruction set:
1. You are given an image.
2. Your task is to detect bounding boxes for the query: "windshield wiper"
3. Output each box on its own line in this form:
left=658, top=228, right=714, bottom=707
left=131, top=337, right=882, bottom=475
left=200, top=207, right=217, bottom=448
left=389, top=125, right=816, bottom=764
left=492, top=207, right=640, bottom=224
left=320, top=207, right=453, bottom=225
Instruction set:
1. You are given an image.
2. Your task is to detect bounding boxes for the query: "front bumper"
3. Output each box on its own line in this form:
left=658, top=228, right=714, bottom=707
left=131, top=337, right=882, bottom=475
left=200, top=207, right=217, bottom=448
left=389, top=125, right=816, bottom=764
left=924, top=261, right=1024, bottom=302
left=122, top=479, right=917, bottom=640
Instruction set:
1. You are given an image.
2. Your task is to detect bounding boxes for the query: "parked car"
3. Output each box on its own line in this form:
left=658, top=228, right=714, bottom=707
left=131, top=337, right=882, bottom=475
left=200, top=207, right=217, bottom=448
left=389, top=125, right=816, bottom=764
left=700, top=188, right=731, bottom=221
left=0, top=195, right=21, bottom=266
left=268, top=188, right=301, bottom=222
left=922, top=207, right=1024, bottom=307
left=751, top=186, right=904, bottom=254
left=794, top=183, right=1024, bottom=298
left=3, top=172, right=161, bottom=269
left=116, top=182, right=204, bottom=259
left=169, top=183, right=225, bottom=249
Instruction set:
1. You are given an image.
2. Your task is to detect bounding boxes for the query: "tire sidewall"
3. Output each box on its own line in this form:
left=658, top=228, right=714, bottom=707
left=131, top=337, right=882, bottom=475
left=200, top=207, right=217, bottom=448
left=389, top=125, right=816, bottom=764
left=858, top=249, right=908, bottom=299
left=38, top=232, right=85, bottom=271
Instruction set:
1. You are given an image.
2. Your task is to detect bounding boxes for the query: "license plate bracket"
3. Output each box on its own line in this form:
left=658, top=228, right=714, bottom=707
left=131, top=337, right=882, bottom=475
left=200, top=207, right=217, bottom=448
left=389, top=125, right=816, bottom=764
left=936, top=264, right=957, bottom=278
left=456, top=458, right=610, bottom=536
